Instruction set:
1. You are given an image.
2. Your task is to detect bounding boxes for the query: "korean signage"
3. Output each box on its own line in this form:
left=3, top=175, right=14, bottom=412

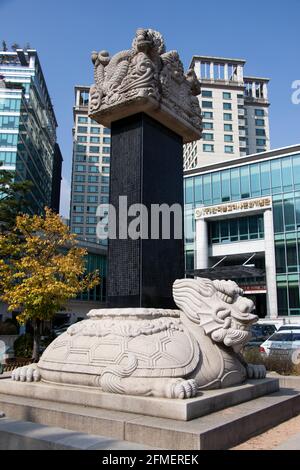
left=195, top=197, right=272, bottom=219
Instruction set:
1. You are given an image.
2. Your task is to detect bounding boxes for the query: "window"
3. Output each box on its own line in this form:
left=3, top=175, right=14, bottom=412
left=0, top=98, right=21, bottom=112
left=223, top=102, right=232, bottom=110
left=101, top=176, right=109, bottom=183
left=86, top=217, right=97, bottom=224
left=102, top=166, right=110, bottom=173
left=256, top=138, right=266, bottom=146
left=103, top=137, right=111, bottom=144
left=78, top=116, right=88, bottom=123
left=86, top=227, right=96, bottom=235
left=224, top=124, right=232, bottom=131
left=73, top=206, right=84, bottom=213
left=202, top=101, right=213, bottom=108
left=89, top=146, right=100, bottom=153
left=0, top=151, right=16, bottom=164
left=224, top=145, right=233, bottom=153
left=74, top=216, right=84, bottom=223
left=256, top=128, right=266, bottom=136
left=90, top=127, right=100, bottom=134
left=0, top=115, right=19, bottom=129
left=255, top=109, right=265, bottom=116
left=101, top=186, right=109, bottom=193
left=76, top=144, right=86, bottom=152
left=101, top=196, right=109, bottom=203
left=203, top=122, right=213, bottom=130
left=223, top=113, right=232, bottom=121
left=203, top=144, right=214, bottom=152
left=240, top=166, right=250, bottom=198
left=90, top=136, right=100, bottom=143
left=74, top=185, right=84, bottom=192
left=250, top=164, right=261, bottom=196
left=88, top=156, right=98, bottom=163
left=89, top=165, right=98, bottom=173
left=75, top=175, right=85, bottom=182
left=224, top=134, right=233, bottom=142
left=88, top=175, right=99, bottom=183
left=223, top=92, right=231, bottom=100
left=77, top=126, right=87, bottom=133
left=103, top=127, right=110, bottom=134
left=87, top=196, right=98, bottom=203
left=255, top=119, right=265, bottom=126
left=74, top=227, right=83, bottom=234
left=73, top=195, right=84, bottom=203
left=87, top=206, right=97, bottom=213
left=102, top=156, right=110, bottom=163
left=203, top=133, right=214, bottom=141
left=75, top=165, right=86, bottom=172
left=75, top=154, right=86, bottom=162
left=221, top=170, right=230, bottom=202
left=202, top=90, right=212, bottom=97
left=203, top=111, right=213, bottom=119
left=0, top=133, right=18, bottom=146
left=77, top=136, right=87, bottom=142
left=88, top=186, right=98, bottom=193
left=103, top=147, right=110, bottom=153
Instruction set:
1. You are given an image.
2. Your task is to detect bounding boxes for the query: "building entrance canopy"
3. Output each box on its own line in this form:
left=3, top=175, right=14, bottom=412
left=189, top=265, right=265, bottom=280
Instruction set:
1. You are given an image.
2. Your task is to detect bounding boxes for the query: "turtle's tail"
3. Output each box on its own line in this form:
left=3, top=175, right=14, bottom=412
left=100, top=354, right=138, bottom=394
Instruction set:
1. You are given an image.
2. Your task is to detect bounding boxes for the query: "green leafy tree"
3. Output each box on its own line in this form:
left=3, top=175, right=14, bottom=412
left=0, top=208, right=100, bottom=361
left=0, top=163, right=33, bottom=232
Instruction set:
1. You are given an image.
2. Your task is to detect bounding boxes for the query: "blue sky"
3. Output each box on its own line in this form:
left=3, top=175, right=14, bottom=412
left=0, top=0, right=299, bottom=216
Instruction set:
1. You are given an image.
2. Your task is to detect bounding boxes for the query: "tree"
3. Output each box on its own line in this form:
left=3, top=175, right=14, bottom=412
left=0, top=208, right=100, bottom=361
left=2, top=41, right=7, bottom=52
left=0, top=163, right=33, bottom=232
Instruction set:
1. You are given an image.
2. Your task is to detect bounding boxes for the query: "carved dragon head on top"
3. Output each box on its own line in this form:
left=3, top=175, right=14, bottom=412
left=173, top=278, right=258, bottom=353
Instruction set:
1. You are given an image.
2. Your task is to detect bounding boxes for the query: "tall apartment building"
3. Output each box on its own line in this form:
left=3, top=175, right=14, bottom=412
left=184, top=56, right=270, bottom=170
left=0, top=48, right=62, bottom=213
left=70, top=85, right=110, bottom=245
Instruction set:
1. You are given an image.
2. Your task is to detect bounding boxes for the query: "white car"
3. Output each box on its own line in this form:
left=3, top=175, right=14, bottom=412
left=260, top=329, right=300, bottom=363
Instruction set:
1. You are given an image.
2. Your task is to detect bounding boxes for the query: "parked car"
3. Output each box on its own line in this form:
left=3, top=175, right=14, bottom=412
left=244, top=323, right=277, bottom=349
left=259, top=329, right=300, bottom=362
left=278, top=324, right=300, bottom=332
left=53, top=323, right=71, bottom=337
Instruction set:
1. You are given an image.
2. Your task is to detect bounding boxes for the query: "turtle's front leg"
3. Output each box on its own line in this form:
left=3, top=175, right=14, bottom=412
left=11, top=364, right=41, bottom=382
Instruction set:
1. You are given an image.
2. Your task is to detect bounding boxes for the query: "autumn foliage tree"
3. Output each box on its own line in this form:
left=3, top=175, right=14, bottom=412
left=0, top=208, right=100, bottom=361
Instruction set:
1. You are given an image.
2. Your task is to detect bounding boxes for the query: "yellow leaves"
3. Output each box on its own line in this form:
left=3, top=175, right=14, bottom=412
left=0, top=207, right=101, bottom=325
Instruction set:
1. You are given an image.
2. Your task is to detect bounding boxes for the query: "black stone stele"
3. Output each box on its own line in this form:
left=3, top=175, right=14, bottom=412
left=107, top=113, right=184, bottom=309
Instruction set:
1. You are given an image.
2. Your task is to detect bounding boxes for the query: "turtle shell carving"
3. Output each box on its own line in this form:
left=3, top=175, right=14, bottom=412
left=38, top=309, right=200, bottom=380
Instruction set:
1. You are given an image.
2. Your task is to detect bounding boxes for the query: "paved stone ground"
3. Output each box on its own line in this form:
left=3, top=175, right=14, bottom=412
left=232, top=413, right=300, bottom=450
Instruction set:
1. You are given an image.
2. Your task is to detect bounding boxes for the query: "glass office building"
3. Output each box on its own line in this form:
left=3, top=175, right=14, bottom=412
left=70, top=86, right=110, bottom=246
left=0, top=48, right=61, bottom=213
left=68, top=86, right=109, bottom=307
left=184, top=144, right=300, bottom=320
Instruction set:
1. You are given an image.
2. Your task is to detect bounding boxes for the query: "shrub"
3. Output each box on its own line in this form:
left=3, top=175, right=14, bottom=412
left=0, top=319, right=18, bottom=335
left=14, top=333, right=33, bottom=358
left=243, top=347, right=300, bottom=376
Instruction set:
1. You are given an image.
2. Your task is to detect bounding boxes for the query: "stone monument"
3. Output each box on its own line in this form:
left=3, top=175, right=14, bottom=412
left=11, top=29, right=266, bottom=400
left=89, top=28, right=202, bottom=308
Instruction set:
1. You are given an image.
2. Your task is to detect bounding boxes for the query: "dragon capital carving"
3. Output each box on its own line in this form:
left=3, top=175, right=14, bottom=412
left=88, top=28, right=202, bottom=143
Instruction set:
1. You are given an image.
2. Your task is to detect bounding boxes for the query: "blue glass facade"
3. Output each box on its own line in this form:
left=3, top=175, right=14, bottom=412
left=184, top=150, right=300, bottom=317
left=0, top=50, right=58, bottom=214
left=77, top=251, right=107, bottom=302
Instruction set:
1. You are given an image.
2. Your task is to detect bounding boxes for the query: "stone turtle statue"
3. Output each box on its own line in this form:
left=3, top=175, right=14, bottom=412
left=12, top=278, right=266, bottom=399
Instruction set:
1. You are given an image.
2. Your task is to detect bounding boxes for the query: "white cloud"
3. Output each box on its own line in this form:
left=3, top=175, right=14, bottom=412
left=59, top=176, right=71, bottom=219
